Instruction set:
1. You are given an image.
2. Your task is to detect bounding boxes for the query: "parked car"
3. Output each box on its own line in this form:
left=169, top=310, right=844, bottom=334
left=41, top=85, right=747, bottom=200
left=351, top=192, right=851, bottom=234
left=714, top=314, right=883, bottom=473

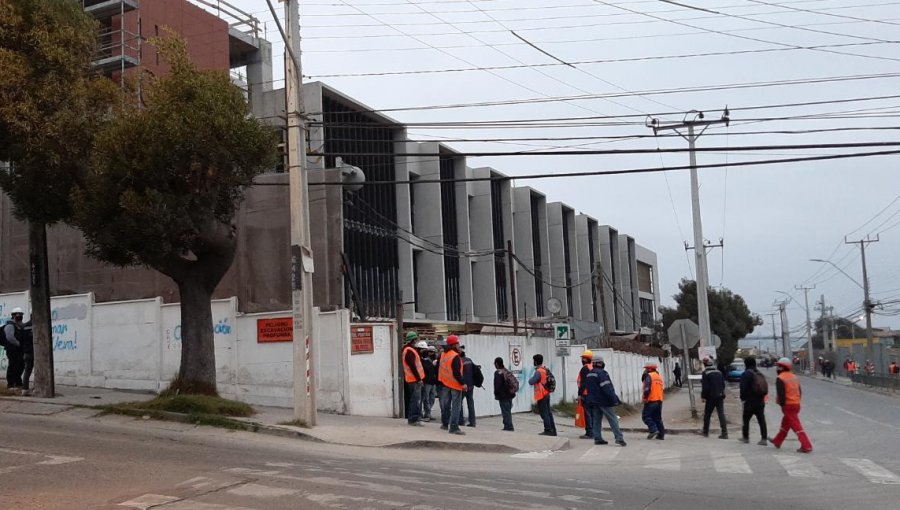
left=726, top=358, right=746, bottom=382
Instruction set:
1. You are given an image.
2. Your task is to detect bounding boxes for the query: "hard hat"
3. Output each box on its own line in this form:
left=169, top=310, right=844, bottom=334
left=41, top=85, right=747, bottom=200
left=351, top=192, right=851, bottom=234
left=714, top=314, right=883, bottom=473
left=10, top=307, right=23, bottom=315
left=644, top=361, right=658, bottom=369
left=591, top=352, right=604, bottom=363
left=415, top=341, right=428, bottom=349
left=581, top=349, right=593, bottom=359
left=776, top=357, right=793, bottom=369
left=405, top=331, right=419, bottom=342
left=446, top=335, right=460, bottom=346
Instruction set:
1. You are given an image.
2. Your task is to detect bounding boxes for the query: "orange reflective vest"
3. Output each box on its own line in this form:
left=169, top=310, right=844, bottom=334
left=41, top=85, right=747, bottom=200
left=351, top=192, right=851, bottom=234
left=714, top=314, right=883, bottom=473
left=848, top=362, right=857, bottom=373
left=438, top=350, right=463, bottom=391
left=643, top=371, right=664, bottom=403
left=533, top=366, right=549, bottom=402
left=890, top=364, right=899, bottom=375
left=402, top=345, right=425, bottom=383
left=778, top=371, right=801, bottom=406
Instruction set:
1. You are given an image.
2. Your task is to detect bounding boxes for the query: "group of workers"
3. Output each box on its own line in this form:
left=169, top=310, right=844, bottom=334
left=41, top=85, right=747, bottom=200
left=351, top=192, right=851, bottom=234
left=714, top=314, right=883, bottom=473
left=1, top=307, right=34, bottom=393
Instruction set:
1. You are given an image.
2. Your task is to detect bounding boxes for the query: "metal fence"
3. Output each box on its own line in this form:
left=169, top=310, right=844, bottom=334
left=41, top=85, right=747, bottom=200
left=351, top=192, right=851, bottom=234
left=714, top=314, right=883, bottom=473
left=849, top=373, right=900, bottom=391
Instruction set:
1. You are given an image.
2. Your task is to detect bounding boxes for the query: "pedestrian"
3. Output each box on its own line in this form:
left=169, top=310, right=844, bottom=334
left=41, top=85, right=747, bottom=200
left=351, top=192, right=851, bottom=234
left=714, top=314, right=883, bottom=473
left=438, top=335, right=467, bottom=435
left=641, top=361, right=666, bottom=440
left=1, top=307, right=27, bottom=390
left=700, top=357, right=728, bottom=439
left=770, top=357, right=813, bottom=453
left=493, top=357, right=517, bottom=431
left=584, top=353, right=626, bottom=446
left=576, top=349, right=594, bottom=439
left=456, top=345, right=479, bottom=427
left=673, top=362, right=682, bottom=388
left=889, top=361, right=899, bottom=376
left=421, top=345, right=438, bottom=422
left=823, top=359, right=834, bottom=379
left=401, top=332, right=426, bottom=426
left=529, top=354, right=557, bottom=436
left=739, top=356, right=768, bottom=445
left=864, top=360, right=875, bottom=376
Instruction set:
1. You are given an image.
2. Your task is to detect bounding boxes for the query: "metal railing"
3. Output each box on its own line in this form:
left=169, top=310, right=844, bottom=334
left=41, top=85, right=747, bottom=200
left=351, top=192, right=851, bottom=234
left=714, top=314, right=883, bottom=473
left=849, top=373, right=900, bottom=391
left=187, top=0, right=261, bottom=39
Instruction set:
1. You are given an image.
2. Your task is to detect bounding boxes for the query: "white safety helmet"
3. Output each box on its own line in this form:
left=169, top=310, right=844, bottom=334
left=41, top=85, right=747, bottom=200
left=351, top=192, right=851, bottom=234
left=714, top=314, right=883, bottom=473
left=10, top=307, right=24, bottom=315
left=415, top=341, right=428, bottom=350
left=591, top=352, right=604, bottom=363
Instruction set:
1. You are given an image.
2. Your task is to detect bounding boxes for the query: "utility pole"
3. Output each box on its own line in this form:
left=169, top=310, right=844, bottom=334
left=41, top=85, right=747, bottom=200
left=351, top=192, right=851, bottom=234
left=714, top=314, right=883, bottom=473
left=765, top=312, right=778, bottom=356
left=648, top=109, right=730, bottom=349
left=507, top=240, right=518, bottom=335
left=796, top=284, right=815, bottom=374
left=773, top=299, right=790, bottom=358
left=817, top=294, right=828, bottom=353
left=284, top=0, right=316, bottom=427
left=594, top=262, right=611, bottom=342
left=845, top=235, right=879, bottom=365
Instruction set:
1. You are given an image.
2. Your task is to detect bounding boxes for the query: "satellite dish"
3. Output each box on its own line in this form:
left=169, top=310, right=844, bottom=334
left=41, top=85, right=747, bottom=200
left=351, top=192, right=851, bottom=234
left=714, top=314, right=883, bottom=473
left=546, top=297, right=562, bottom=315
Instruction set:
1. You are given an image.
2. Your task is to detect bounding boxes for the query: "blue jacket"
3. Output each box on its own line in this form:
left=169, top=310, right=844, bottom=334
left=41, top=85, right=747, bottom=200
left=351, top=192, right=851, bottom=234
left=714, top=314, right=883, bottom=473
left=584, top=368, right=620, bottom=407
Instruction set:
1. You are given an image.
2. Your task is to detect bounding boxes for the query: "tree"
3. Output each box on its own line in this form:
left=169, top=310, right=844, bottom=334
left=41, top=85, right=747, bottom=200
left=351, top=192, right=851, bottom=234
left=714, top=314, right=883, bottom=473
left=659, top=280, right=762, bottom=367
left=73, top=35, right=276, bottom=394
left=0, top=0, right=118, bottom=397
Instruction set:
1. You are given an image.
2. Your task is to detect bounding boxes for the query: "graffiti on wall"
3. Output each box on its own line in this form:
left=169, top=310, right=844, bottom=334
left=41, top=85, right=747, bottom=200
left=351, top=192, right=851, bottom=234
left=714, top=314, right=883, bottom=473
left=165, top=318, right=234, bottom=351
left=51, top=302, right=89, bottom=352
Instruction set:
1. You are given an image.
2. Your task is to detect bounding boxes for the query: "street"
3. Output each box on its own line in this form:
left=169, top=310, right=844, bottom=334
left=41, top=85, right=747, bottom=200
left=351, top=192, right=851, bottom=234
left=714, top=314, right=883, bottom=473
left=1, top=373, right=897, bottom=510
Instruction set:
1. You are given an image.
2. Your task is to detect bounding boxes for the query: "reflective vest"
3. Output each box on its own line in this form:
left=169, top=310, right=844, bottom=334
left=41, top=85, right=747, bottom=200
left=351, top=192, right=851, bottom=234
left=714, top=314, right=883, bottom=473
left=534, top=366, right=549, bottom=402
left=402, top=345, right=424, bottom=383
left=848, top=362, right=857, bottom=373
left=778, top=371, right=801, bottom=406
left=438, top=350, right=463, bottom=391
left=644, top=371, right=664, bottom=403
left=890, top=364, right=899, bottom=375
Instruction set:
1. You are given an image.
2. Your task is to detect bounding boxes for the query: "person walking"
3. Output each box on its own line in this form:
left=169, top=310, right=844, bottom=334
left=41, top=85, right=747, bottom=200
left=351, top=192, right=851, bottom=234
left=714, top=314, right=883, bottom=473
left=529, top=354, right=557, bottom=436
left=889, top=361, right=899, bottom=376
left=421, top=345, right=438, bottom=421
left=493, top=357, right=517, bottom=431
left=739, top=356, right=768, bottom=445
left=584, top=353, right=626, bottom=446
left=576, top=350, right=594, bottom=439
left=1, top=307, right=27, bottom=390
left=641, top=361, right=666, bottom=440
left=673, top=362, right=683, bottom=388
left=700, top=357, right=728, bottom=439
left=770, top=358, right=813, bottom=453
left=438, top=335, right=467, bottom=435
left=402, top=332, right=426, bottom=426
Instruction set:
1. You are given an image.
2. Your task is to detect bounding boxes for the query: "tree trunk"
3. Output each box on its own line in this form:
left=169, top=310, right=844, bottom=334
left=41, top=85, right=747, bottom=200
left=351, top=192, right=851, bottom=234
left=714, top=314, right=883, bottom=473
left=174, top=275, right=217, bottom=395
left=29, top=221, right=54, bottom=398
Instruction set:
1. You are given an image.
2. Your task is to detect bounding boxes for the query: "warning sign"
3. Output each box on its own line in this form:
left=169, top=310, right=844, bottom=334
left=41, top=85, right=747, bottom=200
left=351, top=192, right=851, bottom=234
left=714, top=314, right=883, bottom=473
left=257, top=318, right=293, bottom=343
left=509, top=344, right=523, bottom=374
left=351, top=326, right=374, bottom=355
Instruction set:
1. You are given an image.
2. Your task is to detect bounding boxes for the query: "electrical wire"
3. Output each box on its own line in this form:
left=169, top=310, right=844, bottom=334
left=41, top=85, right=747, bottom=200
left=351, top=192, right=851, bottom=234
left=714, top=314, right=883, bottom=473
left=510, top=252, right=594, bottom=290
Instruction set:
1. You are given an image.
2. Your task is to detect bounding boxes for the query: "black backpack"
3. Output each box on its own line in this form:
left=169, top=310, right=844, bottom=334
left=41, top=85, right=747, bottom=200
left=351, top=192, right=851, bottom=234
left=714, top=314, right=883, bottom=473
left=473, top=365, right=485, bottom=388
left=752, top=370, right=769, bottom=396
left=544, top=368, right=557, bottom=393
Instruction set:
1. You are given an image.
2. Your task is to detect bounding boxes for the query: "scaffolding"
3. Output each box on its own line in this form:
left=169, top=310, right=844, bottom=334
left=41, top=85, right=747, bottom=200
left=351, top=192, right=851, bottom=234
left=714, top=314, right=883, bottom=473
left=82, top=0, right=141, bottom=91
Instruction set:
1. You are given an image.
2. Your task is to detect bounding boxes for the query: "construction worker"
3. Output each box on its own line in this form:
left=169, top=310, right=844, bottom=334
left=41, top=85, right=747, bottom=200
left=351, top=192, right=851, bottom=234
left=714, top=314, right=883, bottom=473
left=529, top=354, right=556, bottom=436
left=864, top=360, right=875, bottom=376
left=576, top=349, right=594, bottom=439
left=421, top=345, right=438, bottom=421
left=889, top=361, right=899, bottom=376
left=770, top=357, right=813, bottom=453
left=700, top=357, right=728, bottom=439
left=847, top=359, right=858, bottom=376
left=641, top=361, right=666, bottom=440
left=584, top=353, right=626, bottom=446
left=402, top=332, right=425, bottom=426
left=438, top=335, right=467, bottom=435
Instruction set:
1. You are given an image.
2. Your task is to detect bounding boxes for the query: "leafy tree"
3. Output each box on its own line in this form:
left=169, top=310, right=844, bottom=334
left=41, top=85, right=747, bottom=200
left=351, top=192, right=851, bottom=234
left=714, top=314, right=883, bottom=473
left=0, top=0, right=117, bottom=397
left=74, top=35, right=276, bottom=394
left=659, top=280, right=762, bottom=367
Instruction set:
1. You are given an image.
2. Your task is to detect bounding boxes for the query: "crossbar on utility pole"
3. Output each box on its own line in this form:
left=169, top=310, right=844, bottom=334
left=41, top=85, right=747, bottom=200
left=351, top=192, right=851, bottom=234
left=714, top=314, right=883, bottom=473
left=796, top=284, right=815, bottom=374
left=648, top=109, right=730, bottom=349
left=845, top=235, right=879, bottom=368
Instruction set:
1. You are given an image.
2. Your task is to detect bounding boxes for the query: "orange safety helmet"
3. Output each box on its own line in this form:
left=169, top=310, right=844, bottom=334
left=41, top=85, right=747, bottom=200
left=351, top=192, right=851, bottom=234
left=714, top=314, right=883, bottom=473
left=580, top=349, right=593, bottom=360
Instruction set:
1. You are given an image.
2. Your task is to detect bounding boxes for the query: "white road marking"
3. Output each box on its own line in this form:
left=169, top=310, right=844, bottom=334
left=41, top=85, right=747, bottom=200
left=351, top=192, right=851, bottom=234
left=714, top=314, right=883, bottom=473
left=841, top=458, right=900, bottom=485
left=161, top=502, right=255, bottom=510
left=176, top=477, right=216, bottom=489
left=227, top=483, right=298, bottom=498
left=816, top=419, right=833, bottom=426
left=223, top=467, right=282, bottom=476
left=775, top=455, right=823, bottom=478
left=118, top=494, right=180, bottom=509
left=37, top=455, right=83, bottom=465
left=577, top=445, right=622, bottom=464
left=824, top=403, right=900, bottom=431
left=711, top=452, right=753, bottom=474
left=511, top=450, right=557, bottom=459
left=647, top=449, right=681, bottom=471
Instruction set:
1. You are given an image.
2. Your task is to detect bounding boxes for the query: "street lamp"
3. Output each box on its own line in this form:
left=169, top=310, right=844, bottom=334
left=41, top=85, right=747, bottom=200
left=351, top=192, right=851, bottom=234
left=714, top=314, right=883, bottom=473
left=809, top=259, right=863, bottom=289
left=809, top=258, right=875, bottom=364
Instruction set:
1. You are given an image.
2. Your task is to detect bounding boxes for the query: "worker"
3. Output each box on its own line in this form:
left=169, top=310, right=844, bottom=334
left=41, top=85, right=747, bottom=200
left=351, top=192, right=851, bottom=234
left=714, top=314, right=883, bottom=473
left=864, top=360, right=875, bottom=376
left=421, top=344, right=438, bottom=422
left=584, top=352, right=626, bottom=446
left=700, top=357, right=728, bottom=439
left=770, top=357, right=813, bottom=453
left=641, top=361, right=666, bottom=440
left=438, top=335, right=467, bottom=435
left=402, top=332, right=425, bottom=426
left=889, top=361, right=899, bottom=376
left=576, top=349, right=594, bottom=439
left=529, top=354, right=557, bottom=436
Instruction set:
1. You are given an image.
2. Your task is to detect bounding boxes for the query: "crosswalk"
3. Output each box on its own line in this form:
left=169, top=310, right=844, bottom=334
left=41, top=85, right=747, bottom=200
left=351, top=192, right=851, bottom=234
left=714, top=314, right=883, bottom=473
left=564, top=445, right=900, bottom=485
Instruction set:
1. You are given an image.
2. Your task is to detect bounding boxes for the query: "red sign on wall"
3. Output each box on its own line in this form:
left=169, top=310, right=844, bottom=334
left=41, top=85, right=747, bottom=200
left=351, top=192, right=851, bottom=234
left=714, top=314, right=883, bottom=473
left=257, top=318, right=293, bottom=343
left=351, top=326, right=374, bottom=354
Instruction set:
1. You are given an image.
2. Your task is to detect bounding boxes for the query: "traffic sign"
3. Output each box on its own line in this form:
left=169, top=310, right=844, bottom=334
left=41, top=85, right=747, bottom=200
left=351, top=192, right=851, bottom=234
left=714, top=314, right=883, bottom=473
left=711, top=334, right=722, bottom=348
left=556, top=347, right=570, bottom=357
left=555, top=339, right=571, bottom=348
left=667, top=319, right=701, bottom=349
left=509, top=344, right=523, bottom=374
left=698, top=346, right=717, bottom=362
left=553, top=323, right=571, bottom=340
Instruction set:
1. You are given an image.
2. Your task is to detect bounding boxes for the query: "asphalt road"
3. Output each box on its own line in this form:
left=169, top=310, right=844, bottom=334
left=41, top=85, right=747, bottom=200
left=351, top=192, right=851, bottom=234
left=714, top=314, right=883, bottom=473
left=1, top=372, right=897, bottom=510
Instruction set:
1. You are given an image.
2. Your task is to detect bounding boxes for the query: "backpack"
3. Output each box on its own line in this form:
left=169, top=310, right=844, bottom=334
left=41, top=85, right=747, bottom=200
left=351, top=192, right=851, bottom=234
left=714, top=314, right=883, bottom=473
left=503, top=369, right=519, bottom=395
left=473, top=365, right=485, bottom=388
left=0, top=324, right=6, bottom=348
left=751, top=370, right=769, bottom=396
left=544, top=368, right=557, bottom=393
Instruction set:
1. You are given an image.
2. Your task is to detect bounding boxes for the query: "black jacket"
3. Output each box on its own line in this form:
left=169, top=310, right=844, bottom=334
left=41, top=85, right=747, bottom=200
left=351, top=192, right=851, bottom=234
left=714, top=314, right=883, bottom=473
left=739, top=368, right=766, bottom=404
left=461, top=356, right=475, bottom=387
left=494, top=369, right=515, bottom=401
left=422, top=357, right=438, bottom=384
left=701, top=367, right=726, bottom=400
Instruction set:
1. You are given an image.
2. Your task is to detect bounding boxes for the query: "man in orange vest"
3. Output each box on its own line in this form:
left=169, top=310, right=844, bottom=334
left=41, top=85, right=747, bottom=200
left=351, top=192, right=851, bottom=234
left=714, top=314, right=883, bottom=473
left=889, top=361, right=899, bottom=376
left=529, top=354, right=556, bottom=436
left=576, top=350, right=594, bottom=439
left=641, top=361, right=666, bottom=440
left=402, top=332, right=426, bottom=426
left=438, top=335, right=467, bottom=435
left=770, top=357, right=813, bottom=453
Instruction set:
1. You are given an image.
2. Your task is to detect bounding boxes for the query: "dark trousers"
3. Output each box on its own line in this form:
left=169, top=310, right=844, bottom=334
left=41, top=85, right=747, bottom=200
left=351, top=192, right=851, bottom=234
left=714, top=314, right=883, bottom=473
left=498, top=399, right=513, bottom=430
left=742, top=401, right=768, bottom=439
left=440, top=386, right=451, bottom=427
left=537, top=396, right=556, bottom=434
left=642, top=401, right=665, bottom=436
left=703, top=398, right=727, bottom=435
left=674, top=374, right=682, bottom=387
left=4, top=346, right=24, bottom=388
left=590, top=404, right=624, bottom=443
left=457, top=388, right=476, bottom=426
left=582, top=398, right=593, bottom=436
left=405, top=381, right=422, bottom=423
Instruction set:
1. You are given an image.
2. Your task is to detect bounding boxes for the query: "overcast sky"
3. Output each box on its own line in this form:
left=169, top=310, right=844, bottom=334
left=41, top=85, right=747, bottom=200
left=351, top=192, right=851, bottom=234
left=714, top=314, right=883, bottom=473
left=223, top=0, right=900, bottom=341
